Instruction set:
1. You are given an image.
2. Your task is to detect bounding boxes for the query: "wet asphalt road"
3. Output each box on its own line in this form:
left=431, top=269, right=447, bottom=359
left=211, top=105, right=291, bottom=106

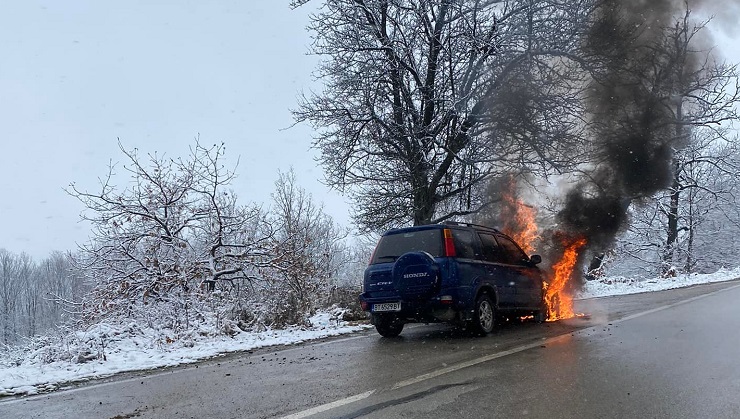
left=2, top=279, right=739, bottom=419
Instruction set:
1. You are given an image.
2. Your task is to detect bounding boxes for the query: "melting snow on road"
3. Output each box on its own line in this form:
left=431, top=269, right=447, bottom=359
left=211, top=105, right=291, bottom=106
left=1, top=267, right=739, bottom=398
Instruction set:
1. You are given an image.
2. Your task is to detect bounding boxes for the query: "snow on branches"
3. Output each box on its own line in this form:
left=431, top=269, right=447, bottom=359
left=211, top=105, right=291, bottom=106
left=67, top=142, right=269, bottom=330
left=66, top=142, right=349, bottom=335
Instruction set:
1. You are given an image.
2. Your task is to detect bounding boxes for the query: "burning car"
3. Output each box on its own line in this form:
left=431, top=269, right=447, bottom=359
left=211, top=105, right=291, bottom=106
left=359, top=222, right=547, bottom=337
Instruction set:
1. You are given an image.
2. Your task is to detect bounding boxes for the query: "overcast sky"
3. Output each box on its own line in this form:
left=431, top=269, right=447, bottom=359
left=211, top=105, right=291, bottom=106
left=0, top=1, right=353, bottom=258
left=1, top=1, right=738, bottom=259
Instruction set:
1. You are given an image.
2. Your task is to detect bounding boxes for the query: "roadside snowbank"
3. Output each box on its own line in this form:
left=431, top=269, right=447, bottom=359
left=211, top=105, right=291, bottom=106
left=577, top=267, right=740, bottom=299
left=1, top=267, right=739, bottom=398
left=0, top=310, right=370, bottom=397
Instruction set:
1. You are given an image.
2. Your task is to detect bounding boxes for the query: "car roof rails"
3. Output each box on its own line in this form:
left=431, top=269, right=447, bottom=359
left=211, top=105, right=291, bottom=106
left=442, top=220, right=501, bottom=233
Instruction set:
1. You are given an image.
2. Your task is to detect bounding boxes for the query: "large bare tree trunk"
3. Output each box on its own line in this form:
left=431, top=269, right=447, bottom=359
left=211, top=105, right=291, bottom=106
left=664, top=160, right=681, bottom=272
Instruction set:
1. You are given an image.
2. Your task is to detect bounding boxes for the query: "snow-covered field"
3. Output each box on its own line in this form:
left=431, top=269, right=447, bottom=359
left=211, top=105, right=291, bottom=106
left=1, top=267, right=739, bottom=398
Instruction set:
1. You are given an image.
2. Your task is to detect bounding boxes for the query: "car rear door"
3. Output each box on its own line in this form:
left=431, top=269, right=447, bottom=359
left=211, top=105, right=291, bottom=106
left=364, top=228, right=443, bottom=301
left=476, top=232, right=516, bottom=307
left=449, top=228, right=485, bottom=300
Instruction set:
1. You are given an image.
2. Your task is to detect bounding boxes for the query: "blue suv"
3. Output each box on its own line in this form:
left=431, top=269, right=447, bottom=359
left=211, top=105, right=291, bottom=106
left=359, top=222, right=546, bottom=337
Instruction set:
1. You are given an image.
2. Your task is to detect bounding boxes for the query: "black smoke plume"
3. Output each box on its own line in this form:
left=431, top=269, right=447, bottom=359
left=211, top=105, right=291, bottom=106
left=556, top=0, right=702, bottom=272
left=478, top=1, right=732, bottom=289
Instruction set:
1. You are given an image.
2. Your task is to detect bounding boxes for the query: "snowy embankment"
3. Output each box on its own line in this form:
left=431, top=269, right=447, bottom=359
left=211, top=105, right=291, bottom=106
left=2, top=268, right=740, bottom=398
left=0, top=309, right=371, bottom=398
left=576, top=266, right=740, bottom=299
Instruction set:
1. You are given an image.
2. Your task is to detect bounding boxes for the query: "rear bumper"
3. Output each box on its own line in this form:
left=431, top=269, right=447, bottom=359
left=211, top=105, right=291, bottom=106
left=359, top=293, right=465, bottom=323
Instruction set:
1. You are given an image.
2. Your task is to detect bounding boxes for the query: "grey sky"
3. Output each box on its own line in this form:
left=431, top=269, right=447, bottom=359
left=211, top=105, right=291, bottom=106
left=1, top=1, right=738, bottom=259
left=1, top=1, right=351, bottom=258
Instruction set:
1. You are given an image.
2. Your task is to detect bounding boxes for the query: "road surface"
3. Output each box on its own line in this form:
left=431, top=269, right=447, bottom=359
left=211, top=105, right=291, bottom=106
left=2, top=279, right=739, bottom=418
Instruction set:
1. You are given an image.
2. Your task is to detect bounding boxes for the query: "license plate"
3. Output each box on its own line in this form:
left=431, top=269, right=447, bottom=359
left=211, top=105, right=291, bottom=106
left=373, top=302, right=401, bottom=312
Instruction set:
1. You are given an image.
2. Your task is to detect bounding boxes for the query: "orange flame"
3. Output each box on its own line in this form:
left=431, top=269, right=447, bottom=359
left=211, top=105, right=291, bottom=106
left=505, top=202, right=539, bottom=255
left=544, top=237, right=587, bottom=321
left=501, top=181, right=540, bottom=255
left=498, top=176, right=587, bottom=322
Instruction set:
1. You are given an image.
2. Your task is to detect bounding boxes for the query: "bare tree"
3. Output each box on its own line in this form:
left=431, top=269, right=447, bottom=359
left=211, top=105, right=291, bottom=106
left=41, top=251, right=86, bottom=327
left=293, top=0, right=595, bottom=232
left=16, top=253, right=39, bottom=338
left=623, top=134, right=740, bottom=275
left=0, top=249, right=86, bottom=346
left=663, top=20, right=740, bottom=269
left=0, top=249, right=21, bottom=345
left=643, top=11, right=739, bottom=271
left=578, top=6, right=740, bottom=276
left=262, top=169, right=348, bottom=325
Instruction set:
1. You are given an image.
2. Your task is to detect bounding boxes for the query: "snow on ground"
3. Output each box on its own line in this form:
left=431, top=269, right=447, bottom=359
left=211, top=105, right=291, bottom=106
left=1, top=267, right=739, bottom=398
left=576, top=266, right=740, bottom=299
left=0, top=311, right=371, bottom=398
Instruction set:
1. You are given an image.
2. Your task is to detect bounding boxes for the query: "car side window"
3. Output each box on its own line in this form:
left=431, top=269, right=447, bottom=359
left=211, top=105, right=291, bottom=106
left=495, top=235, right=528, bottom=265
left=452, top=229, right=476, bottom=259
left=477, top=233, right=503, bottom=263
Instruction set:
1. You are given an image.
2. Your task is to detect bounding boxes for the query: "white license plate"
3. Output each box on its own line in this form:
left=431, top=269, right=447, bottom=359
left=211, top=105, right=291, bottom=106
left=373, top=302, right=401, bottom=312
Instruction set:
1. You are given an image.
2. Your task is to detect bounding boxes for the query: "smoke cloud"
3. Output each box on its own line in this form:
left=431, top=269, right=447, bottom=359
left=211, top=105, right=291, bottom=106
left=546, top=0, right=740, bottom=288
left=477, top=0, right=738, bottom=287
left=558, top=0, right=700, bottom=251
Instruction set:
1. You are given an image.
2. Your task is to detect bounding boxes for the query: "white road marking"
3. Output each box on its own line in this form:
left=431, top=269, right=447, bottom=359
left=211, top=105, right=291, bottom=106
left=280, top=390, right=376, bottom=419
left=282, top=281, right=740, bottom=417
left=613, top=282, right=740, bottom=325
left=391, top=336, right=570, bottom=389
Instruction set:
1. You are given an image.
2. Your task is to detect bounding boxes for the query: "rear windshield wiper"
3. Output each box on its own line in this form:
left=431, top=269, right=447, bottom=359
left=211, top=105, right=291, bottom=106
left=375, top=255, right=398, bottom=262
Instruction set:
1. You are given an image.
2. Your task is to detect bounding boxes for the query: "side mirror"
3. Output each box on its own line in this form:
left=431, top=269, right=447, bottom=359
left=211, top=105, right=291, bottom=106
left=529, top=254, right=542, bottom=265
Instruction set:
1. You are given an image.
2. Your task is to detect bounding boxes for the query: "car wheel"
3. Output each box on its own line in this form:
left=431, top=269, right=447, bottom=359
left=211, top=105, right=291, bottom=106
left=375, top=315, right=404, bottom=338
left=470, top=294, right=495, bottom=336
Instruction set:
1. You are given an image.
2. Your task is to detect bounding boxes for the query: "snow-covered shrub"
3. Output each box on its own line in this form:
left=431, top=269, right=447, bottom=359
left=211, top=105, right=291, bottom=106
left=59, top=143, right=359, bottom=344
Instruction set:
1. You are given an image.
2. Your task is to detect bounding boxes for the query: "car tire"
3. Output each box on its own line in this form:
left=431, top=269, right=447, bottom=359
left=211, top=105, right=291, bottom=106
left=470, top=293, right=496, bottom=336
left=375, top=315, right=404, bottom=338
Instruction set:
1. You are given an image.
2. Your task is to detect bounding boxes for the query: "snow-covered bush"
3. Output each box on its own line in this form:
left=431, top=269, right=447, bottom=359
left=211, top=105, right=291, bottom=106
left=63, top=143, right=357, bottom=339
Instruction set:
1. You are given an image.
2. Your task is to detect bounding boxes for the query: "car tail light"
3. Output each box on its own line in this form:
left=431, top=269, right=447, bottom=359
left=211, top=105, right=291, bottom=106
left=443, top=229, right=456, bottom=257
left=360, top=301, right=369, bottom=311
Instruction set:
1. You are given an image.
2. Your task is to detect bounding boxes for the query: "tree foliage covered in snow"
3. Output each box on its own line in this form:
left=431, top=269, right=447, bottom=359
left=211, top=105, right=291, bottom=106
left=2, top=141, right=365, bottom=349
left=60, top=142, right=358, bottom=339
left=255, top=169, right=349, bottom=326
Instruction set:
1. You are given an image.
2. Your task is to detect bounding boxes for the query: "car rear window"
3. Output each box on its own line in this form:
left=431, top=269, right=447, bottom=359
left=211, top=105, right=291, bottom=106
left=370, top=229, right=442, bottom=264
